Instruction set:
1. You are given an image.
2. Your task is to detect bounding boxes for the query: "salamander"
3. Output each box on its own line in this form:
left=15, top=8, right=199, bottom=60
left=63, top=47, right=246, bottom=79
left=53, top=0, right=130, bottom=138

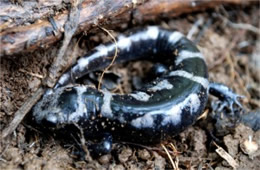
left=32, top=26, right=243, bottom=155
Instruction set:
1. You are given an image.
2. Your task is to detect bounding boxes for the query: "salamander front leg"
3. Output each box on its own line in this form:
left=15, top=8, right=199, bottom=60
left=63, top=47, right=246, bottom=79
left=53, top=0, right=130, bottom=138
left=88, top=133, right=113, bottom=157
left=209, top=83, right=244, bottom=112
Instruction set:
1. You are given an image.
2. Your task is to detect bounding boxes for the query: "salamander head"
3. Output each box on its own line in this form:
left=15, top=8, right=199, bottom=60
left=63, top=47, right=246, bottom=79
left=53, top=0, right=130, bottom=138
left=33, top=86, right=89, bottom=125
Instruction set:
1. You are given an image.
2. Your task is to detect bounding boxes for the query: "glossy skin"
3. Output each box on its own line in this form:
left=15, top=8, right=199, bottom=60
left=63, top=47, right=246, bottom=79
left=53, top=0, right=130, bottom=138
left=33, top=26, right=242, bottom=155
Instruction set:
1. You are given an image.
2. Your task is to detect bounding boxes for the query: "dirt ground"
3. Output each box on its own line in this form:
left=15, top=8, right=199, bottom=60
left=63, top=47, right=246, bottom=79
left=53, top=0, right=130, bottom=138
left=1, top=3, right=259, bottom=170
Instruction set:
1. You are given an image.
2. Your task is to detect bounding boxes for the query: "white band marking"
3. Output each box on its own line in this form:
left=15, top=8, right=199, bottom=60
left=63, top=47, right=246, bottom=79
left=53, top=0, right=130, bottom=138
left=118, top=35, right=132, bottom=51
left=130, top=26, right=159, bottom=42
left=148, top=79, right=173, bottom=92
left=101, top=91, right=113, bottom=118
left=68, top=86, right=88, bottom=122
left=168, top=32, right=184, bottom=44
left=176, top=50, right=204, bottom=65
left=146, top=26, right=160, bottom=40
left=131, top=93, right=201, bottom=128
left=58, top=73, right=70, bottom=85
left=169, top=70, right=209, bottom=89
left=130, top=92, right=151, bottom=102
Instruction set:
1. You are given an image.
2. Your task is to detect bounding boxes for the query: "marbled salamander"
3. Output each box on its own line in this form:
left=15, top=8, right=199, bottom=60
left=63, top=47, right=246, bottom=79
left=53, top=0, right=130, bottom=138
left=33, top=26, right=242, bottom=155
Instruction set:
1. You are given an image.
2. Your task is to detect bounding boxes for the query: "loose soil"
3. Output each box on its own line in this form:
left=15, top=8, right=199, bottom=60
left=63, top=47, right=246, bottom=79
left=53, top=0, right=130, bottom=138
left=1, top=4, right=259, bottom=170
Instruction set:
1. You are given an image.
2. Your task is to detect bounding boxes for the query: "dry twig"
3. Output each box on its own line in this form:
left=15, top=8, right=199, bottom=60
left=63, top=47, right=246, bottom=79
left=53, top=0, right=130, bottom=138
left=45, top=0, right=82, bottom=88
left=0, top=0, right=82, bottom=139
left=218, top=14, right=260, bottom=35
left=0, top=0, right=250, bottom=57
left=97, top=27, right=118, bottom=90
left=161, top=143, right=179, bottom=170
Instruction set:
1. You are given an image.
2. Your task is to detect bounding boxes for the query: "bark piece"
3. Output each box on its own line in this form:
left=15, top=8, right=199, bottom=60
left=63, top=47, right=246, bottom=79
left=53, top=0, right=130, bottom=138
left=0, top=0, right=250, bottom=57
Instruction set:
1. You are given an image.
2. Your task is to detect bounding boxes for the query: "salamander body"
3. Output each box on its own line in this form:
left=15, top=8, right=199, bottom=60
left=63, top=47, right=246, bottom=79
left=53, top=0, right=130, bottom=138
left=33, top=26, right=235, bottom=154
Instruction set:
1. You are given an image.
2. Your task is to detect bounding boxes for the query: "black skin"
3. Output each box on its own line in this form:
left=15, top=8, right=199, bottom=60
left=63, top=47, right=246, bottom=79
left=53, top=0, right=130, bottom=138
left=60, top=70, right=245, bottom=157
left=88, top=83, right=243, bottom=156
left=36, top=78, right=244, bottom=158
left=90, top=64, right=168, bottom=156
left=33, top=27, right=244, bottom=157
left=84, top=65, right=243, bottom=156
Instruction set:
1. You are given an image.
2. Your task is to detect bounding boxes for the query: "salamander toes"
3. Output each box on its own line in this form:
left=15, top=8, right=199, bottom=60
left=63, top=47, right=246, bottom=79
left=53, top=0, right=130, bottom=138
left=224, top=93, right=245, bottom=113
left=209, top=83, right=245, bottom=113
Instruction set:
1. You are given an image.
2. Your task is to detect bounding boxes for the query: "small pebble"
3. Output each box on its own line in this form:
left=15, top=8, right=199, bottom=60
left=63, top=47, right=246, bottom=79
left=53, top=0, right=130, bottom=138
left=137, top=149, right=151, bottom=160
left=118, top=147, right=132, bottom=163
left=98, top=154, right=111, bottom=164
left=240, top=136, right=258, bottom=156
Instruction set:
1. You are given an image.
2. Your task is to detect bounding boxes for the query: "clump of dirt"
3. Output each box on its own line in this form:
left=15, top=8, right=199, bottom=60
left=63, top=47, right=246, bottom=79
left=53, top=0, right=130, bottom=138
left=1, top=4, right=259, bottom=170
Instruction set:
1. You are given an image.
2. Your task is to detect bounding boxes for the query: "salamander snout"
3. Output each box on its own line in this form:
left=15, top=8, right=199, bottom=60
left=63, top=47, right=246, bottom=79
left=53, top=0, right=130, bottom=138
left=33, top=86, right=89, bottom=125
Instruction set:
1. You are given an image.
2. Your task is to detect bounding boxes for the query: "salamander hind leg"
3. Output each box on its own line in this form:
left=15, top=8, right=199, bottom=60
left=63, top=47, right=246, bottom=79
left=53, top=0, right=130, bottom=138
left=88, top=133, right=113, bottom=157
left=209, top=83, right=244, bottom=113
